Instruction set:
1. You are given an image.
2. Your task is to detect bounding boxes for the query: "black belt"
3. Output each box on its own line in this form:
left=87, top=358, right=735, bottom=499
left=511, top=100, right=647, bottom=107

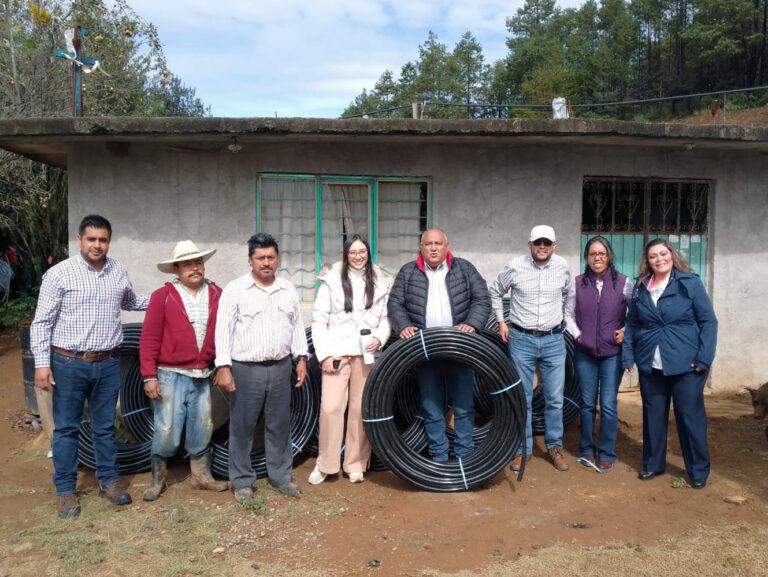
left=52, top=346, right=121, bottom=362
left=510, top=324, right=564, bottom=337
left=234, top=356, right=289, bottom=367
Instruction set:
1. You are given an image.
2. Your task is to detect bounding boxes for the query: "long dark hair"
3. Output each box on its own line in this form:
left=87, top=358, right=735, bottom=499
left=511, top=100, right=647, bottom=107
left=582, top=236, right=620, bottom=288
left=341, top=235, right=375, bottom=312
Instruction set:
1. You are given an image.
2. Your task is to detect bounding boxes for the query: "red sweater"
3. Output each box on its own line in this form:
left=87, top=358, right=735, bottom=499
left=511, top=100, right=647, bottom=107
left=139, top=282, right=221, bottom=379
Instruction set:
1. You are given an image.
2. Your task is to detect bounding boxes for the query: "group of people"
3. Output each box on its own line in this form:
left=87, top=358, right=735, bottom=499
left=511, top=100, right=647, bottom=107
left=30, top=214, right=718, bottom=520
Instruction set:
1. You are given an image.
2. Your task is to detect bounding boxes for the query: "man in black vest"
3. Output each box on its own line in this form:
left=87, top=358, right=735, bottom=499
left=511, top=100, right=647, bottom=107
left=388, top=229, right=490, bottom=462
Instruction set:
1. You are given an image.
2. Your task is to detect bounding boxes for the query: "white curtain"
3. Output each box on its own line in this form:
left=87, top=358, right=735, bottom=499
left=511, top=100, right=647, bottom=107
left=321, top=183, right=369, bottom=267
left=377, top=181, right=425, bottom=276
left=260, top=178, right=316, bottom=301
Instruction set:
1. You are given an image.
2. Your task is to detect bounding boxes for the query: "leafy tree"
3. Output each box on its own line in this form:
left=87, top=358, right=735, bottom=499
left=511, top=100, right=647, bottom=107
left=0, top=0, right=209, bottom=289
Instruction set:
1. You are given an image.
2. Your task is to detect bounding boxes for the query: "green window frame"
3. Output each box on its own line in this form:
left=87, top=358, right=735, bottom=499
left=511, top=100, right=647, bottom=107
left=256, top=173, right=431, bottom=301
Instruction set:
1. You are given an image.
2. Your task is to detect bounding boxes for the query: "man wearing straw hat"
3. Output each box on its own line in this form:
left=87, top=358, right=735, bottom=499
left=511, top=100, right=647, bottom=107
left=139, top=240, right=229, bottom=501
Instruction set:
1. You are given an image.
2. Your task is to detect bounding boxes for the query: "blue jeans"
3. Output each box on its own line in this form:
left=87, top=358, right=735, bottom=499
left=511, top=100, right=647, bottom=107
left=574, top=350, right=622, bottom=462
left=152, top=369, right=214, bottom=458
left=508, top=330, right=566, bottom=454
left=50, top=353, right=121, bottom=495
left=415, top=361, right=475, bottom=461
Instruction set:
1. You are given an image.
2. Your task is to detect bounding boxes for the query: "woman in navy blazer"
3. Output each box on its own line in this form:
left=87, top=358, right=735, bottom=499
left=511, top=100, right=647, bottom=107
left=622, top=239, right=717, bottom=489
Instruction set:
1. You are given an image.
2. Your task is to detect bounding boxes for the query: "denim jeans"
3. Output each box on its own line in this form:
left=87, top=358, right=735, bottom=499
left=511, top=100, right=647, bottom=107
left=507, top=330, right=566, bottom=454
left=50, top=352, right=121, bottom=495
left=152, top=369, right=214, bottom=458
left=415, top=360, right=476, bottom=461
left=574, top=350, right=622, bottom=462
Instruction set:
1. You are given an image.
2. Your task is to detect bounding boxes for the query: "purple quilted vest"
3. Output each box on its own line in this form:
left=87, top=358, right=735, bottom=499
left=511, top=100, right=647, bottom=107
left=574, top=271, right=628, bottom=358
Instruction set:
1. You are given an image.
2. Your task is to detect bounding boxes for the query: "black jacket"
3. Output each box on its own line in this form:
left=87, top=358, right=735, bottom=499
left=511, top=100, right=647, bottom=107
left=387, top=253, right=491, bottom=334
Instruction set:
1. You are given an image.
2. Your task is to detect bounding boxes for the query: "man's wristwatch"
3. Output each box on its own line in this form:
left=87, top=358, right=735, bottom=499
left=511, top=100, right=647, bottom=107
left=295, top=355, right=308, bottom=362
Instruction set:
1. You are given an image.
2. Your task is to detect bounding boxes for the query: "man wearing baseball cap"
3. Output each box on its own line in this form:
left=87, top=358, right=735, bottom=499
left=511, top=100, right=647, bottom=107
left=489, top=225, right=572, bottom=472
left=139, top=240, right=229, bottom=501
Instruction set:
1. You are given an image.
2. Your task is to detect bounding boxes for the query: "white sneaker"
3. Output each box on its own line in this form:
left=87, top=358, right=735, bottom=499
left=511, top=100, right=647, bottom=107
left=308, top=464, right=327, bottom=485
left=348, top=472, right=364, bottom=483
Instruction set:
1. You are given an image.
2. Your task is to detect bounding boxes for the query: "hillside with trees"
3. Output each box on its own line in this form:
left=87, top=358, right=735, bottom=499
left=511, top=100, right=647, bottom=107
left=342, top=0, right=768, bottom=120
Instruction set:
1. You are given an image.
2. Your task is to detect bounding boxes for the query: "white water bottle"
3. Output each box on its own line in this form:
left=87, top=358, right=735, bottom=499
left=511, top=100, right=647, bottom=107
left=360, top=329, right=375, bottom=364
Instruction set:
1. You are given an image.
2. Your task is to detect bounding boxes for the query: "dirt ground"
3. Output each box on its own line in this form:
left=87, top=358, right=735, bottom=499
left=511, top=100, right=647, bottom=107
left=0, top=331, right=767, bottom=577
left=671, top=105, right=768, bottom=127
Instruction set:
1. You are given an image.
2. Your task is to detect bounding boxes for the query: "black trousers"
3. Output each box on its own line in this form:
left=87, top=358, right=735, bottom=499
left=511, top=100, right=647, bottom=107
left=639, top=368, right=710, bottom=482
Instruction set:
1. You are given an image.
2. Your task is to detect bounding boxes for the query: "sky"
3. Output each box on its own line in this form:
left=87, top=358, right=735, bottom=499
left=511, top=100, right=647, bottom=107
left=124, top=0, right=586, bottom=118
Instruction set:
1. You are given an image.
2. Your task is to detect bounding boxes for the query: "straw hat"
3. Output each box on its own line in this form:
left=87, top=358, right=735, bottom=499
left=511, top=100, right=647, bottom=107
left=157, top=240, right=216, bottom=274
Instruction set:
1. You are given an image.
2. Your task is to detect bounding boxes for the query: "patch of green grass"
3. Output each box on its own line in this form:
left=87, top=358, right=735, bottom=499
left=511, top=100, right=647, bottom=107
left=240, top=494, right=267, bottom=514
left=14, top=495, right=242, bottom=577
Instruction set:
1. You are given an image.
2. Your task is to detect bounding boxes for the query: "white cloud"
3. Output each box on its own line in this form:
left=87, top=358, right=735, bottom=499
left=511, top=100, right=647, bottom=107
left=113, top=0, right=586, bottom=117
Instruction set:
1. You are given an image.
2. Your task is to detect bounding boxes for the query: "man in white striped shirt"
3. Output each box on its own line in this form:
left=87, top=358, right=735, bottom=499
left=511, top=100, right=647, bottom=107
left=489, top=225, right=572, bottom=473
left=31, top=214, right=149, bottom=518
left=214, top=233, right=308, bottom=502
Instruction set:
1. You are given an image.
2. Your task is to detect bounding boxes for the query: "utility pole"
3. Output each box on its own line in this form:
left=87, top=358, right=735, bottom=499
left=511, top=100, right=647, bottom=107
left=55, top=26, right=98, bottom=117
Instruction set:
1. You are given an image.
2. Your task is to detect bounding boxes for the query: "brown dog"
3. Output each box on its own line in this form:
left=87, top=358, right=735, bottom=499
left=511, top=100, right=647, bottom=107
left=747, top=382, right=768, bottom=441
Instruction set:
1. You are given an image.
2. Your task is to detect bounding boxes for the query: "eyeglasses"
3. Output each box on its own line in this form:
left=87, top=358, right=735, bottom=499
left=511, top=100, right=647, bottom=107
left=532, top=239, right=553, bottom=247
left=348, top=249, right=368, bottom=257
left=588, top=252, right=608, bottom=259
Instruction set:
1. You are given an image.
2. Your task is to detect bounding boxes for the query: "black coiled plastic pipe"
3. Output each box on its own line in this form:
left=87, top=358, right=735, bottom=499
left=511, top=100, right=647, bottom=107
left=363, top=328, right=526, bottom=492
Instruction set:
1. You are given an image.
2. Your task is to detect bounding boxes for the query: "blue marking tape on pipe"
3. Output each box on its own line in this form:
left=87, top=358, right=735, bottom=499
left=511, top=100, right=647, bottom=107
left=489, top=379, right=522, bottom=395
left=362, top=416, right=394, bottom=423
left=121, top=407, right=150, bottom=418
left=418, top=330, right=429, bottom=360
left=457, top=457, right=469, bottom=490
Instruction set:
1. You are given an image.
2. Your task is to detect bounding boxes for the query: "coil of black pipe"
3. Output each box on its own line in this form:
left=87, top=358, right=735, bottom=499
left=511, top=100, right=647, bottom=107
left=77, top=323, right=152, bottom=474
left=210, top=357, right=320, bottom=480
left=484, top=300, right=581, bottom=435
left=363, top=327, right=526, bottom=492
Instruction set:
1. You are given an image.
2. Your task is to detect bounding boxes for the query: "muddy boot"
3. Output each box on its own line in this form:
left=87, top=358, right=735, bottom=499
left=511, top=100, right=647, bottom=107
left=190, top=452, right=229, bottom=492
left=142, top=456, right=167, bottom=502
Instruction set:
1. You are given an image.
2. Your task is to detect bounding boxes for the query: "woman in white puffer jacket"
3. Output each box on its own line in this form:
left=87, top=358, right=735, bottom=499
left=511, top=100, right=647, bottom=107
left=308, top=235, right=391, bottom=484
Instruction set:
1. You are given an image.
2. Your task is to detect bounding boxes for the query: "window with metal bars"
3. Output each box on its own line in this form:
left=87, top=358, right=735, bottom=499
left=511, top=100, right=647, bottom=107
left=582, top=178, right=709, bottom=234
left=257, top=174, right=429, bottom=301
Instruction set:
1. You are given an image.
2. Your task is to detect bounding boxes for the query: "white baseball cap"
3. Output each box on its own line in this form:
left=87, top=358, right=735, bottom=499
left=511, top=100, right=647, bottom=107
left=529, top=225, right=556, bottom=243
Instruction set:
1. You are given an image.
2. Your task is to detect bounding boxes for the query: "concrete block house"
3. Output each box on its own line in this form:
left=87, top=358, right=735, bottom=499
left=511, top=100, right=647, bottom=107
left=2, top=117, right=767, bottom=391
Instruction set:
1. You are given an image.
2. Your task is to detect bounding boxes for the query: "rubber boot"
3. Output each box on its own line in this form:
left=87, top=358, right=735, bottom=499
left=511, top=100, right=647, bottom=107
left=143, top=456, right=167, bottom=501
left=190, top=452, right=229, bottom=492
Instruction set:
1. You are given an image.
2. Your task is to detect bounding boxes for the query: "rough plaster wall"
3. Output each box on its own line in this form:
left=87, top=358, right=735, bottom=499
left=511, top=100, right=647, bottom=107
left=66, top=141, right=768, bottom=390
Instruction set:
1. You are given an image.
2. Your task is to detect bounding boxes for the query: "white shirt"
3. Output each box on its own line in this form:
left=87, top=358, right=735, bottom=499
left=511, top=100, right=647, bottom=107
left=215, top=273, right=308, bottom=366
left=649, top=274, right=670, bottom=370
left=489, top=254, right=571, bottom=331
left=424, top=261, right=453, bottom=328
left=31, top=254, right=148, bottom=368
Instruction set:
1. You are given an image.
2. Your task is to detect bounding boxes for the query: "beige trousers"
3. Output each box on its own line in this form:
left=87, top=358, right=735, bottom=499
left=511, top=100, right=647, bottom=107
left=317, top=356, right=371, bottom=474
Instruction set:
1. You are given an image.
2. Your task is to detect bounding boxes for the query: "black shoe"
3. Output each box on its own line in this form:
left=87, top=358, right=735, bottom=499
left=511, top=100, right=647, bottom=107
left=690, top=479, right=707, bottom=490
left=638, top=470, right=663, bottom=481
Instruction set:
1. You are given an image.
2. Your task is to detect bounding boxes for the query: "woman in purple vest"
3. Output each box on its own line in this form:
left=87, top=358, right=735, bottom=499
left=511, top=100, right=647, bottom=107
left=565, top=236, right=632, bottom=471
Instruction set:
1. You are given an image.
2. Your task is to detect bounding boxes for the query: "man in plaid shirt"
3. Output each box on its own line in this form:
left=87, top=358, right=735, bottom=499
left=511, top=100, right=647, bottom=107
left=31, top=215, right=149, bottom=518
